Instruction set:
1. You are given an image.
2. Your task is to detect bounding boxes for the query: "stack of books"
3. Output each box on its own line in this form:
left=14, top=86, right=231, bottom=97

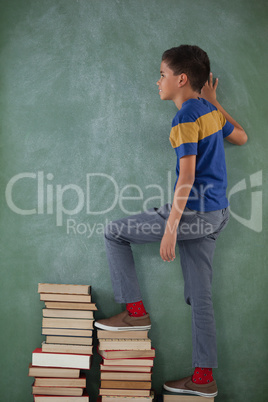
left=29, top=283, right=97, bottom=402
left=97, top=328, right=155, bottom=402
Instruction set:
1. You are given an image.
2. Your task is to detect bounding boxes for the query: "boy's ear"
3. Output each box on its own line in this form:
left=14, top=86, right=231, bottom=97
left=177, top=73, right=188, bottom=87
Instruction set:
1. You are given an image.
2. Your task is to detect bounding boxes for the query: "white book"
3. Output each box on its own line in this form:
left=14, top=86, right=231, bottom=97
left=32, top=348, right=91, bottom=369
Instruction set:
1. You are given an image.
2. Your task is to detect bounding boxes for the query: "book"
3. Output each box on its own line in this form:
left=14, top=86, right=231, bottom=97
left=34, top=374, right=86, bottom=387
left=32, top=348, right=91, bottom=369
left=38, top=283, right=91, bottom=295
left=32, top=386, right=83, bottom=396
left=43, top=309, right=94, bottom=319
left=45, top=302, right=97, bottom=310
left=101, top=395, right=154, bottom=402
left=42, top=318, right=94, bottom=329
left=99, top=339, right=151, bottom=351
left=99, top=389, right=151, bottom=397
left=100, top=364, right=152, bottom=373
left=40, top=294, right=92, bottom=303
left=101, top=380, right=151, bottom=390
left=101, top=371, right=152, bottom=381
left=28, top=364, right=80, bottom=378
left=101, top=357, right=154, bottom=367
left=163, top=394, right=214, bottom=402
left=42, top=342, right=93, bottom=355
left=97, top=330, right=149, bottom=339
left=99, top=348, right=155, bottom=359
left=42, top=328, right=93, bottom=337
left=33, top=394, right=89, bottom=402
left=46, top=336, right=93, bottom=345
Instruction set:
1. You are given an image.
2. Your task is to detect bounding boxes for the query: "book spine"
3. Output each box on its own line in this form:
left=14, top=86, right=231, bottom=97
left=42, top=318, right=94, bottom=329
left=38, top=283, right=91, bottom=295
left=42, top=342, right=93, bottom=355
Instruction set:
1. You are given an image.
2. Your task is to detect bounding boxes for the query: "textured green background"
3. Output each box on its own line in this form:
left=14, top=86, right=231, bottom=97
left=0, top=0, right=267, bottom=401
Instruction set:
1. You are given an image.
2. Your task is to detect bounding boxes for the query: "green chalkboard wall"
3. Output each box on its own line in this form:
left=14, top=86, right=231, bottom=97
left=0, top=0, right=267, bottom=401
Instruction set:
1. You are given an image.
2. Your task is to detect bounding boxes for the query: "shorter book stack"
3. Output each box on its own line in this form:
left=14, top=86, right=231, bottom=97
left=29, top=283, right=97, bottom=402
left=97, top=328, right=155, bottom=402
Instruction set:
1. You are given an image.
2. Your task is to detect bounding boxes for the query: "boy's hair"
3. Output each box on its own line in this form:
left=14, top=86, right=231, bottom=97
left=162, top=45, right=210, bottom=93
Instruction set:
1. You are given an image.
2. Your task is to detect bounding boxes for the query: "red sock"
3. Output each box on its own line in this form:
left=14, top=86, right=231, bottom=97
left=192, top=367, right=214, bottom=384
left=126, top=300, right=147, bottom=317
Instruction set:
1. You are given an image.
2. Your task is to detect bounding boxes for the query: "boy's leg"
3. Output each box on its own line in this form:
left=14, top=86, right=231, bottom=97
left=103, top=205, right=227, bottom=304
left=104, top=205, right=170, bottom=304
left=95, top=205, right=170, bottom=331
left=178, top=236, right=217, bottom=368
left=176, top=207, right=230, bottom=368
left=164, top=208, right=229, bottom=397
left=96, top=204, right=228, bottom=340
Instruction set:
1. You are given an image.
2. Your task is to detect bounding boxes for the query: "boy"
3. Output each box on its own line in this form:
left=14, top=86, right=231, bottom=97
left=95, top=45, right=247, bottom=397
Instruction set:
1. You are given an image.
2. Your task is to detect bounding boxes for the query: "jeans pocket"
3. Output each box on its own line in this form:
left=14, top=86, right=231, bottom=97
left=197, top=209, right=225, bottom=226
left=206, top=208, right=230, bottom=240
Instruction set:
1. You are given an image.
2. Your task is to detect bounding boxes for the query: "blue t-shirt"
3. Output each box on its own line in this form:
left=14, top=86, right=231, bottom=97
left=170, top=98, right=234, bottom=212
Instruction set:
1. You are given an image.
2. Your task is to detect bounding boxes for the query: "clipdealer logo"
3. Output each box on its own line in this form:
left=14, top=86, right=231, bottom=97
left=5, top=170, right=263, bottom=233
left=228, top=170, right=263, bottom=233
left=5, top=171, right=174, bottom=227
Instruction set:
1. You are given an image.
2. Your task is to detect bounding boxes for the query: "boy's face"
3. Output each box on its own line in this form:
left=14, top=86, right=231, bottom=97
left=157, top=61, right=181, bottom=101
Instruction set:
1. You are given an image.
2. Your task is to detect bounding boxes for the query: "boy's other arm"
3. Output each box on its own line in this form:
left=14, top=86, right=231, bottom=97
left=160, top=155, right=196, bottom=262
left=201, top=73, right=248, bottom=145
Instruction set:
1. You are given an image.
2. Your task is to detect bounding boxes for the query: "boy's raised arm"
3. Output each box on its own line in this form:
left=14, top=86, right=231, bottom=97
left=201, top=73, right=248, bottom=146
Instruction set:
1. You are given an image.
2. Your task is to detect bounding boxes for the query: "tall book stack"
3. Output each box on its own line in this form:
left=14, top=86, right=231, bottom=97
left=97, top=328, right=155, bottom=402
left=28, top=283, right=97, bottom=402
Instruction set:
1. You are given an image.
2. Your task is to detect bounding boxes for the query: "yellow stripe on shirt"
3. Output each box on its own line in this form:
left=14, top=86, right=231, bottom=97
left=170, top=110, right=226, bottom=148
left=169, top=121, right=199, bottom=148
left=198, top=110, right=226, bottom=140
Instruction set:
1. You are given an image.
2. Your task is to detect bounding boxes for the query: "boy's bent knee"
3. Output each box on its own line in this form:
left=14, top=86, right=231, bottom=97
left=104, top=221, right=124, bottom=241
left=104, top=222, right=115, bottom=240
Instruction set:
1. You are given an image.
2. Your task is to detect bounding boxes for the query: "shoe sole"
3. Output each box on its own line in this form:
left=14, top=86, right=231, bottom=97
left=163, top=384, right=218, bottom=398
left=94, top=322, right=151, bottom=331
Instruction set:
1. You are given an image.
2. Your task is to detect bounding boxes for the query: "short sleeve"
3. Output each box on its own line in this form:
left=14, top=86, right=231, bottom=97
left=222, top=120, right=235, bottom=138
left=169, top=121, right=199, bottom=159
left=217, top=110, right=234, bottom=138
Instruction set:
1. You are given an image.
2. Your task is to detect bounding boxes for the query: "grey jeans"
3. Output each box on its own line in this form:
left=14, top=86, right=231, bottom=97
left=104, top=204, right=230, bottom=368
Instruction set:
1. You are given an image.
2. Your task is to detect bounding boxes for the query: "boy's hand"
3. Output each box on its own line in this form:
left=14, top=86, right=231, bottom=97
left=201, top=72, right=218, bottom=104
left=160, top=229, right=177, bottom=262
